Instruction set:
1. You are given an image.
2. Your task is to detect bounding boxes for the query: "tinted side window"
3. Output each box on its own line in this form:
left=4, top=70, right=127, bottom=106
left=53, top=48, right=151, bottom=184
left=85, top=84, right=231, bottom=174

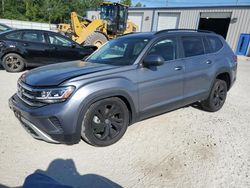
left=182, top=36, right=205, bottom=57
left=5, top=32, right=22, bottom=40
left=22, top=32, right=46, bottom=43
left=48, top=34, right=72, bottom=47
left=148, top=38, right=177, bottom=61
left=202, top=36, right=211, bottom=53
left=133, top=41, right=146, bottom=56
left=207, top=36, right=223, bottom=53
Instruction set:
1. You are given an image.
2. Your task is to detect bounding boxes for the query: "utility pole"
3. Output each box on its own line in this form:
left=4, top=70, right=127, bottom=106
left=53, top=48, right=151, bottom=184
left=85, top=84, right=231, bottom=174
left=166, top=0, right=168, bottom=7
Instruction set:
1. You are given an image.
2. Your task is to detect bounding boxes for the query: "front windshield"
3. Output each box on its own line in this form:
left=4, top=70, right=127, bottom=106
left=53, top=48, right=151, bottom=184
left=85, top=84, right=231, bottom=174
left=87, top=38, right=150, bottom=66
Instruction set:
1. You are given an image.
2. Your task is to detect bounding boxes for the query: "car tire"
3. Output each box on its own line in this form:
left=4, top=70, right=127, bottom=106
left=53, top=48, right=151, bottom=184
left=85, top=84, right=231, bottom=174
left=84, top=32, right=108, bottom=48
left=201, top=79, right=227, bottom=112
left=2, top=53, right=25, bottom=72
left=81, top=97, right=129, bottom=147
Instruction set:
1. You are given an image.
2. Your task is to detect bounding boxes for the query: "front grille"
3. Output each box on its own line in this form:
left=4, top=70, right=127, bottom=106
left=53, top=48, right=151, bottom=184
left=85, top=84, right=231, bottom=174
left=17, top=81, right=44, bottom=107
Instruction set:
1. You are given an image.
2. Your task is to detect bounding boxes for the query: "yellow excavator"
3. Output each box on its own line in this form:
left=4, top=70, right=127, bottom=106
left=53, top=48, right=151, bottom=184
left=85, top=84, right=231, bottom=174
left=57, top=23, right=71, bottom=35
left=58, top=2, right=138, bottom=47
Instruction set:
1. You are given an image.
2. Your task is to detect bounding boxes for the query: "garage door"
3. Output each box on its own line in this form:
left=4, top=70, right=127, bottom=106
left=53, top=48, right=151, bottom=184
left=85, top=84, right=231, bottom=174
left=157, top=13, right=180, bottom=31
left=128, top=13, right=143, bottom=32
left=198, top=12, right=232, bottom=39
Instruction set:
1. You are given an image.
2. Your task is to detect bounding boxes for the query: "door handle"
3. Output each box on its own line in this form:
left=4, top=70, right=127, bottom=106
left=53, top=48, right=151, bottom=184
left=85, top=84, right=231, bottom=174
left=51, top=46, right=57, bottom=50
left=23, top=43, right=28, bottom=47
left=206, top=60, right=212, bottom=64
left=175, top=66, right=183, bottom=71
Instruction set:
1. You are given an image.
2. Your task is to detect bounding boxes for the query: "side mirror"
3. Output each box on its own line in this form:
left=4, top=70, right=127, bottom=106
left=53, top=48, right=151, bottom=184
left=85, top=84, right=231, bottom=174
left=143, top=54, right=164, bottom=67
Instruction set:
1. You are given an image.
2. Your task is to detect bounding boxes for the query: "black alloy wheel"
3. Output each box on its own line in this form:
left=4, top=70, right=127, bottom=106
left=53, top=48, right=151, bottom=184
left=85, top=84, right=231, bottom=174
left=201, top=79, right=227, bottom=112
left=2, top=53, right=25, bottom=72
left=81, top=97, right=129, bottom=146
left=212, top=82, right=227, bottom=108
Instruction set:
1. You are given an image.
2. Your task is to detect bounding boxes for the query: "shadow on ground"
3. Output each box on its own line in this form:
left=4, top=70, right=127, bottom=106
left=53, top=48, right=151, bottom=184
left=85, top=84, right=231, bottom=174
left=0, top=159, right=121, bottom=188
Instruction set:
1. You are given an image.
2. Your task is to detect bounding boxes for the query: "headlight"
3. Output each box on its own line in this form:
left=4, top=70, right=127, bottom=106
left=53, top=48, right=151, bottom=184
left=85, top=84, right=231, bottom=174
left=35, top=86, right=75, bottom=103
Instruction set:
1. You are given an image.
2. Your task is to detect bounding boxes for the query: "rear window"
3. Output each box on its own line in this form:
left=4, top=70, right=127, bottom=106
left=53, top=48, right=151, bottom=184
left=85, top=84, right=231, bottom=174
left=207, top=36, right=223, bottom=53
left=182, top=36, right=205, bottom=57
left=5, top=32, right=22, bottom=40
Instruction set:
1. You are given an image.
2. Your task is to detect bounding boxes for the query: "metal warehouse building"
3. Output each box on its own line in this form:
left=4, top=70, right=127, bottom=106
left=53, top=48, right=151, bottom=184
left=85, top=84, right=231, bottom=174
left=87, top=5, right=250, bottom=52
left=128, top=5, right=250, bottom=51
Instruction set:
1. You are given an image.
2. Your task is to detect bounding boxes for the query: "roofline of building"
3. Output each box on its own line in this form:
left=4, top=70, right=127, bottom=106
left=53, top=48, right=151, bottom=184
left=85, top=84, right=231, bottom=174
left=129, top=5, right=250, bottom=10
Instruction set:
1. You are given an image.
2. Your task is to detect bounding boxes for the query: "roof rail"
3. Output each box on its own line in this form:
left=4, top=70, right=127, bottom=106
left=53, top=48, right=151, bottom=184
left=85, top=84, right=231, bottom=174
left=155, top=29, right=214, bottom=35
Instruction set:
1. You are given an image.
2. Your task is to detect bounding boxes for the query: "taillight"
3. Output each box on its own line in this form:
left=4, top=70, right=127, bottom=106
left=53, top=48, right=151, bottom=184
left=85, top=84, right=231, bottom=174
left=233, top=54, right=237, bottom=63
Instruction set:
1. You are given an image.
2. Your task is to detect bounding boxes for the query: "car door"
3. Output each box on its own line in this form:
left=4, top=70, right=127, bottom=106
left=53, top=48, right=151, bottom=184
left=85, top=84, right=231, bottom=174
left=137, top=37, right=184, bottom=119
left=46, top=32, right=83, bottom=63
left=181, top=35, right=215, bottom=104
left=19, top=31, right=52, bottom=65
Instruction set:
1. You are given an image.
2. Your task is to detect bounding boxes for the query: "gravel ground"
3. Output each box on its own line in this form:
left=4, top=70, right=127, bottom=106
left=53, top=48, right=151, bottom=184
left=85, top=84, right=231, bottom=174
left=0, top=62, right=249, bottom=188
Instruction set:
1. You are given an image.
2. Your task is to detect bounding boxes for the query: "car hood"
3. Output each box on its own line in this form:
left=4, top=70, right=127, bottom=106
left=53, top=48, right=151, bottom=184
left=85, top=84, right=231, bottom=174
left=22, top=60, right=117, bottom=86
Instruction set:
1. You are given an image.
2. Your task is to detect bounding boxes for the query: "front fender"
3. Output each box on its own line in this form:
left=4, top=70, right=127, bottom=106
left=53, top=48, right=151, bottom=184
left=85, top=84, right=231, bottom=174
left=69, top=77, right=139, bottom=140
left=208, top=67, right=232, bottom=92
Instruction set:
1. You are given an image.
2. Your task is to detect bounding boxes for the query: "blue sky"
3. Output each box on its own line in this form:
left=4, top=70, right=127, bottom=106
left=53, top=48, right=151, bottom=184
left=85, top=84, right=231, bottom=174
left=114, top=0, right=250, bottom=7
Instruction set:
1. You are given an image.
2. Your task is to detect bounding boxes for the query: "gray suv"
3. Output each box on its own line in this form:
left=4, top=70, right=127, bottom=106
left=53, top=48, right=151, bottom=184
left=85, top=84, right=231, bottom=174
left=9, top=29, right=237, bottom=146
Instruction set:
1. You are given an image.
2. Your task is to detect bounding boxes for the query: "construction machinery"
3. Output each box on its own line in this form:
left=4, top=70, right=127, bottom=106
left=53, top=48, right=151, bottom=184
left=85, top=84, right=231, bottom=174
left=57, top=23, right=71, bottom=35
left=58, top=2, right=138, bottom=47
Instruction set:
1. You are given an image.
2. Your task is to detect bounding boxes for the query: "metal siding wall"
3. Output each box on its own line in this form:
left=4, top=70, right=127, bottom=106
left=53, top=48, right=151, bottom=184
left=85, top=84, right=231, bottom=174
left=129, top=7, right=250, bottom=51
left=228, top=9, right=250, bottom=50
left=200, top=12, right=232, bottom=18
left=179, top=10, right=199, bottom=29
left=128, top=10, right=153, bottom=32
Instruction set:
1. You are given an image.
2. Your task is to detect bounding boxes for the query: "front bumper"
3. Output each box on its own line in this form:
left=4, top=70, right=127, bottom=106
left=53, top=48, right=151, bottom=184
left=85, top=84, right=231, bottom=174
left=8, top=94, right=82, bottom=145
left=18, top=115, right=59, bottom=143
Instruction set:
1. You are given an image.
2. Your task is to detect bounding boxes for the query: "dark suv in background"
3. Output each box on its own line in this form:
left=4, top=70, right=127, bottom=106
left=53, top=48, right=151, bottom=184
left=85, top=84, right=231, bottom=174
left=9, top=29, right=237, bottom=146
left=0, top=29, right=96, bottom=72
